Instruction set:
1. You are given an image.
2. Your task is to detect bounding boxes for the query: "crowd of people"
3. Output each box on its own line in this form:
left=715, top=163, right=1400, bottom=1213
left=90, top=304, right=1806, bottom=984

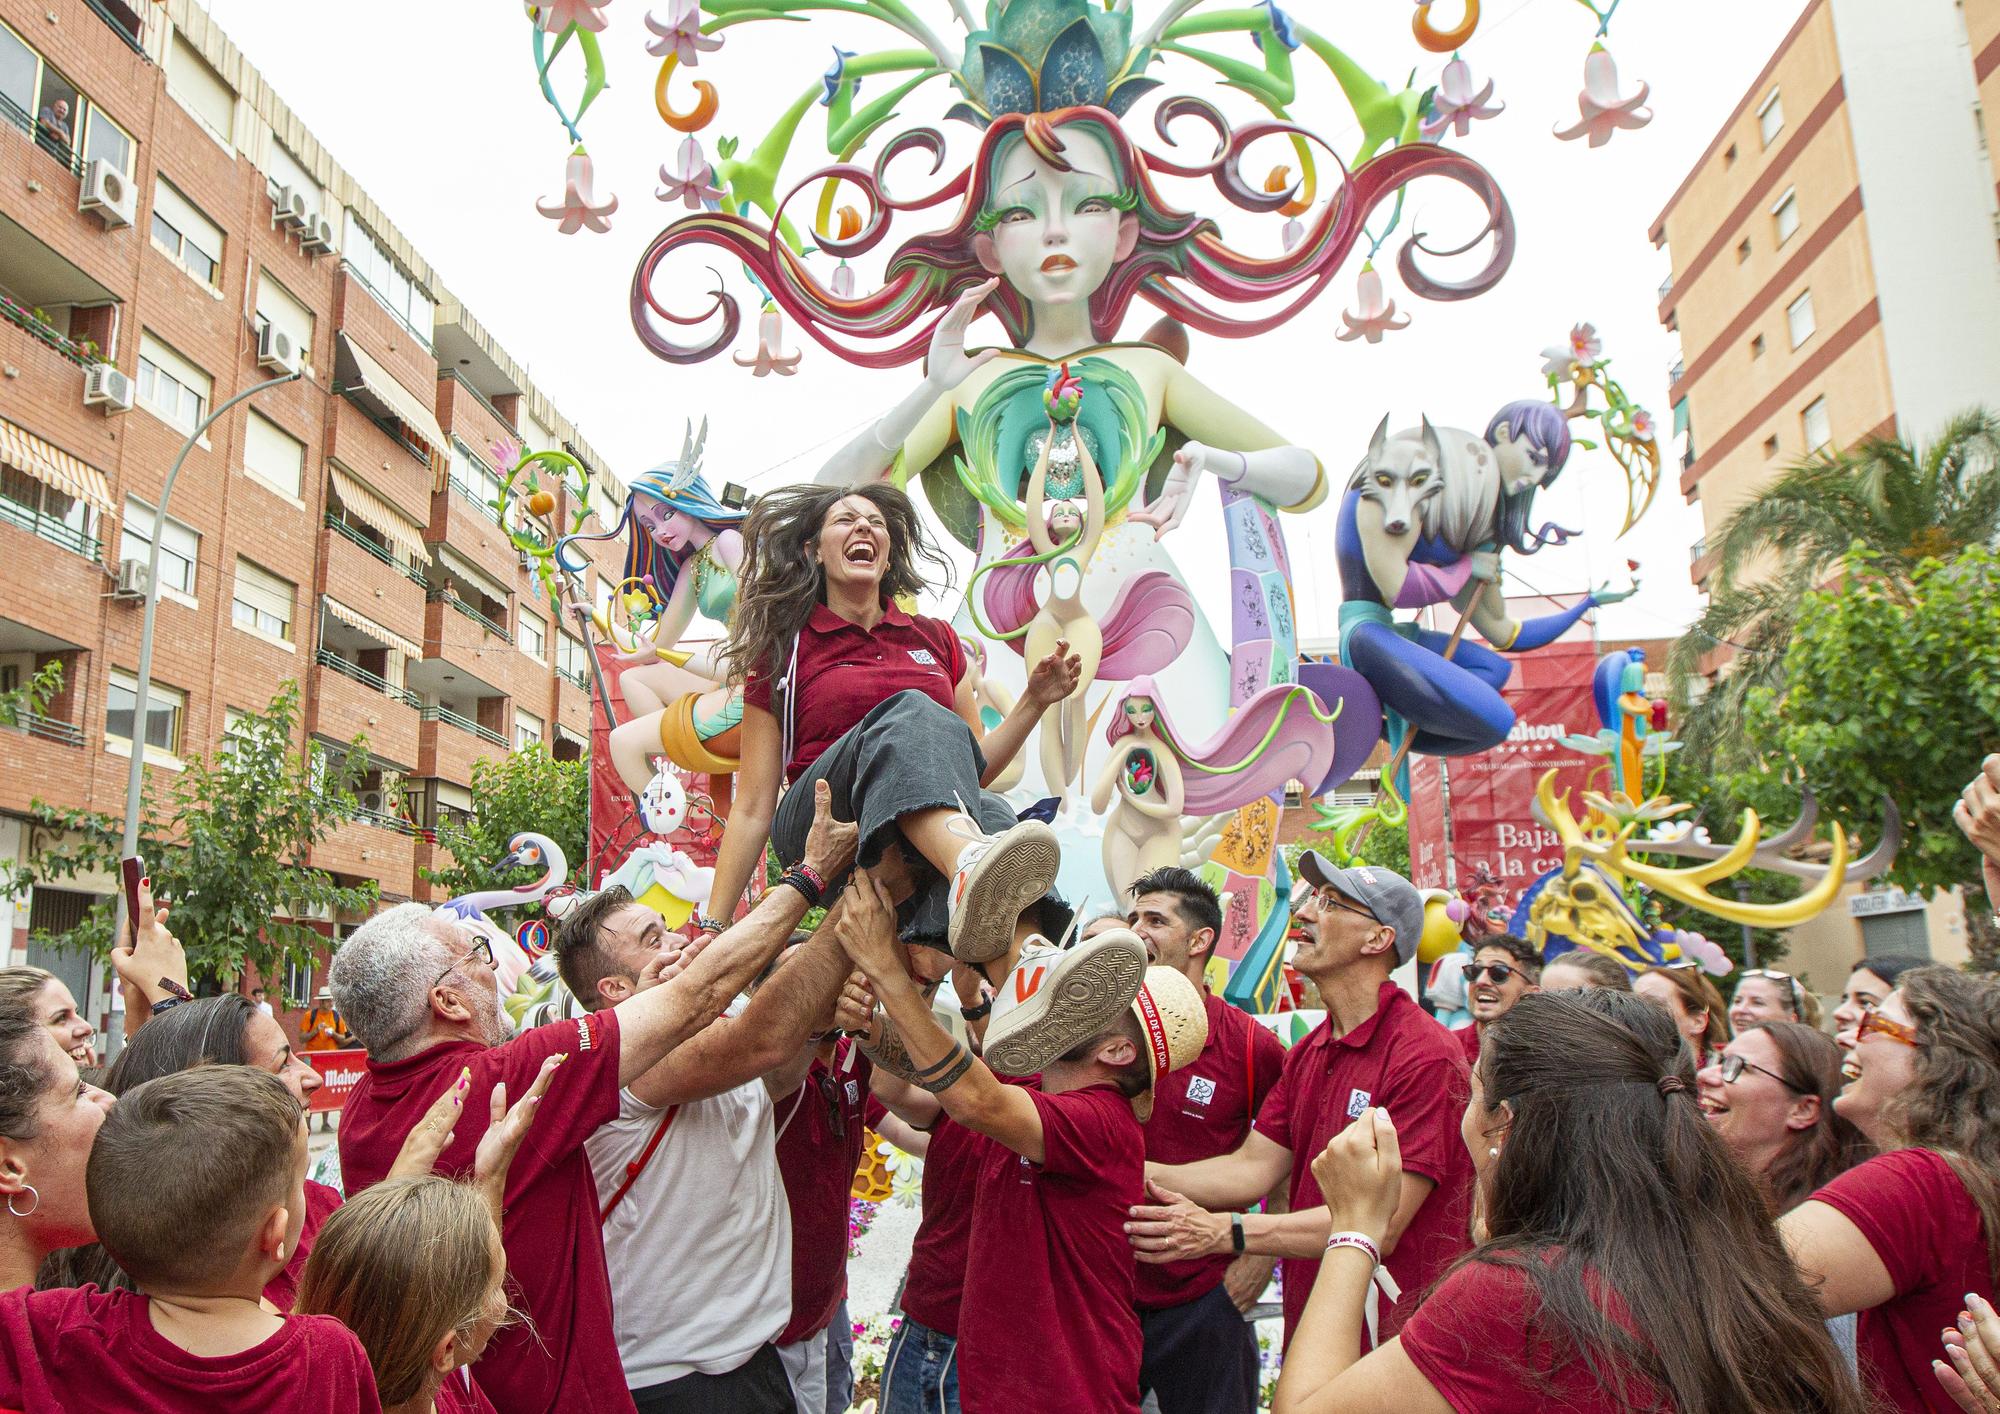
left=0, top=485, right=1996, bottom=1414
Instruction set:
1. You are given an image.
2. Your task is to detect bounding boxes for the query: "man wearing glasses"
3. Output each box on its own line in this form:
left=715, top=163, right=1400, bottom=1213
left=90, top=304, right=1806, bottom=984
left=1130, top=853, right=1473, bottom=1356
left=330, top=780, right=859, bottom=1414
left=1449, top=934, right=1542, bottom=1066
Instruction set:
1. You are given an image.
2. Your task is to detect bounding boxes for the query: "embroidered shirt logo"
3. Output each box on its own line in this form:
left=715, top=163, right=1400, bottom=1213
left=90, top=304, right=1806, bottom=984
left=908, top=648, right=939, bottom=666
left=845, top=1080, right=860, bottom=1105
left=1345, top=1087, right=1372, bottom=1120
left=1185, top=1076, right=1217, bottom=1107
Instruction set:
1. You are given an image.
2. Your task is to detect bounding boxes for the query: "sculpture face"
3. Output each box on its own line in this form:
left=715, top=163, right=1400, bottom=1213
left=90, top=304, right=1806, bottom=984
left=1123, top=696, right=1156, bottom=732
left=1048, top=499, right=1084, bottom=538
left=980, top=125, right=1132, bottom=312
left=638, top=500, right=705, bottom=554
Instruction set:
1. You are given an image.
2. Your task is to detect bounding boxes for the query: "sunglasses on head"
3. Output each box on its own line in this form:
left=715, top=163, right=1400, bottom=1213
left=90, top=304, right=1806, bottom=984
left=1462, top=962, right=1520, bottom=985
left=1740, top=969, right=1804, bottom=1014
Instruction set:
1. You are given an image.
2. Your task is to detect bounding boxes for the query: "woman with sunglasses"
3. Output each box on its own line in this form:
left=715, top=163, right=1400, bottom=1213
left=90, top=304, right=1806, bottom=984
left=1450, top=937, right=1541, bottom=1067
left=1731, top=968, right=1822, bottom=1033
left=1830, top=955, right=1928, bottom=1046
left=1636, top=965, right=1730, bottom=1067
left=1781, top=966, right=2000, bottom=1413
left=1269, top=989, right=1869, bottom=1413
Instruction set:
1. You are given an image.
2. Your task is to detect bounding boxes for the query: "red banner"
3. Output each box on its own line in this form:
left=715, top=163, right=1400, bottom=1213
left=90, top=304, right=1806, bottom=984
left=1404, top=599, right=1603, bottom=913
left=304, top=1049, right=369, bottom=1113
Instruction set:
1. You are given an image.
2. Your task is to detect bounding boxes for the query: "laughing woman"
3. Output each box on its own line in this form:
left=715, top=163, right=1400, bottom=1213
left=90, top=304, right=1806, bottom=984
left=698, top=482, right=1081, bottom=982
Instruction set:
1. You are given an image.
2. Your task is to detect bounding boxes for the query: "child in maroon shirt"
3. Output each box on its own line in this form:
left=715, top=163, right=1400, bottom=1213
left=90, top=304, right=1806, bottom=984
left=0, top=1068, right=380, bottom=1414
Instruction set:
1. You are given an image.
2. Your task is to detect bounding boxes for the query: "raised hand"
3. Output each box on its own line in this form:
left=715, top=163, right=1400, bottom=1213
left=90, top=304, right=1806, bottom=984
left=109, top=876, right=189, bottom=1011
left=1025, top=637, right=1083, bottom=708
left=472, top=1052, right=565, bottom=1217
left=923, top=278, right=1002, bottom=394
left=388, top=1066, right=474, bottom=1180
left=802, top=779, right=859, bottom=880
left=1129, top=441, right=1231, bottom=540
left=1313, top=1107, right=1403, bottom=1248
left=828, top=970, right=877, bottom=1036
left=1590, top=576, right=1640, bottom=606
left=833, top=869, right=902, bottom=985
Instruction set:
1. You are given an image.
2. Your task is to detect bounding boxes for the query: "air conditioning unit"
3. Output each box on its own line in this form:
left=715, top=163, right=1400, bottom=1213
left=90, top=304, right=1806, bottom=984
left=272, top=185, right=309, bottom=230
left=78, top=160, right=135, bottom=229
left=300, top=214, right=338, bottom=255
left=256, top=321, right=301, bottom=374
left=83, top=362, right=134, bottom=413
left=357, top=789, right=386, bottom=815
left=112, top=558, right=151, bottom=599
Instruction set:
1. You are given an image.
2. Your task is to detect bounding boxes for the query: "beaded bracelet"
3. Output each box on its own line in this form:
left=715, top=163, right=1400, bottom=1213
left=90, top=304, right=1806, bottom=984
left=779, top=869, right=824, bottom=908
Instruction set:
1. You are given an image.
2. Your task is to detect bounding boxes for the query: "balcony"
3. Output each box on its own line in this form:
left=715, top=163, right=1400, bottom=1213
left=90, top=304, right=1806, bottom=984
left=1689, top=538, right=1707, bottom=565
left=0, top=482, right=99, bottom=559
left=311, top=649, right=421, bottom=769
left=426, top=586, right=512, bottom=645
left=1659, top=274, right=1674, bottom=301
left=325, top=513, right=425, bottom=586
left=1667, top=359, right=1684, bottom=386
left=315, top=648, right=420, bottom=709
left=312, top=815, right=418, bottom=897
left=421, top=704, right=507, bottom=749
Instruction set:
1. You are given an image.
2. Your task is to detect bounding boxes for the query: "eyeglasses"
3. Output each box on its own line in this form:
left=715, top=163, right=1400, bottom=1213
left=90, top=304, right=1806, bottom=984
left=1739, top=969, right=1804, bottom=1015
left=1715, top=1052, right=1806, bottom=1092
left=1306, top=888, right=1377, bottom=923
left=1855, top=1007, right=1921, bottom=1049
left=816, top=1069, right=847, bottom=1141
left=1462, top=963, right=1520, bottom=985
left=432, top=935, right=497, bottom=992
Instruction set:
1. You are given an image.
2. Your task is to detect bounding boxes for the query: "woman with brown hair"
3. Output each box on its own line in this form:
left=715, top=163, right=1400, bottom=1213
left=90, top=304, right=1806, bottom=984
left=700, top=481, right=1082, bottom=979
left=1697, top=1021, right=1871, bottom=1213
left=1636, top=964, right=1729, bottom=1066
left=1271, top=989, right=1869, bottom=1413
left=1782, top=965, right=2000, bottom=1413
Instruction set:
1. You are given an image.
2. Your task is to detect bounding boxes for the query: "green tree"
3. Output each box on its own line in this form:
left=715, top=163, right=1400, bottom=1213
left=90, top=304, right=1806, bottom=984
left=24, top=683, right=378, bottom=988
left=420, top=745, right=587, bottom=910
left=1727, top=547, right=2000, bottom=969
left=1668, top=411, right=2000, bottom=773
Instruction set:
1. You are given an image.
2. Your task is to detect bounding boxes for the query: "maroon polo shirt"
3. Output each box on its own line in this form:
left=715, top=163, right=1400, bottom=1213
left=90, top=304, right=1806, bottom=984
left=958, top=1085, right=1146, bottom=1414
left=899, top=1074, right=1038, bottom=1339
left=742, top=603, right=965, bottom=782
left=774, top=1040, right=874, bottom=1346
left=1253, top=980, right=1473, bottom=1349
left=1452, top=1022, right=1482, bottom=1067
left=1136, top=992, right=1286, bottom=1311
left=338, top=1012, right=630, bottom=1414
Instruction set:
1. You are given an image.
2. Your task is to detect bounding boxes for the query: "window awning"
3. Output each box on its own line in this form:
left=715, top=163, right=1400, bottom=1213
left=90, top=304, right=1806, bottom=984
left=323, top=598, right=422, bottom=660
left=333, top=334, right=447, bottom=471
left=328, top=467, right=428, bottom=564
left=0, top=417, right=113, bottom=514
left=437, top=544, right=510, bottom=607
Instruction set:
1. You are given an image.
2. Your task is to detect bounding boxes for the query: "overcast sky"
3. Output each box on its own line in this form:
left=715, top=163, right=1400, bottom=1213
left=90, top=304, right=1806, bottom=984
left=200, top=0, right=1810, bottom=644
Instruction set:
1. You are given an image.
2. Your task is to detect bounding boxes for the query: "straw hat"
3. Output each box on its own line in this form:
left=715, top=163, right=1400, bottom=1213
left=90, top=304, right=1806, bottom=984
left=1130, top=966, right=1209, bottom=1118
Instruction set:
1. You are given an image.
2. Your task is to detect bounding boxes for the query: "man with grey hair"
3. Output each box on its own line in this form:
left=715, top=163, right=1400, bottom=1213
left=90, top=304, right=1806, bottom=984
left=333, top=780, right=857, bottom=1414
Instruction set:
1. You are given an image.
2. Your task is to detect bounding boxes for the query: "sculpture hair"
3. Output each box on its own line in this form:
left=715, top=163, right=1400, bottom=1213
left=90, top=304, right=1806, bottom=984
left=1485, top=398, right=1576, bottom=554
left=553, top=463, right=743, bottom=602
left=632, top=104, right=1512, bottom=370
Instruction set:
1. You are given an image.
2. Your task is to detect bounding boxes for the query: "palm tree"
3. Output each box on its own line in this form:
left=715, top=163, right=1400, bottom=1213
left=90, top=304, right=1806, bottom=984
left=1669, top=409, right=2000, bottom=772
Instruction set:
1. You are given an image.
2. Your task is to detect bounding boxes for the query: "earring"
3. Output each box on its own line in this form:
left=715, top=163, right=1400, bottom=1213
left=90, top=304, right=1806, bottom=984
left=275, top=1244, right=285, bottom=1261
left=1487, top=1147, right=1500, bottom=1159
left=6, top=1185, right=39, bottom=1218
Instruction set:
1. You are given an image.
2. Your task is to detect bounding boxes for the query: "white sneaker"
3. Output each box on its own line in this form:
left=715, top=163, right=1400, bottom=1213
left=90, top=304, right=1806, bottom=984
left=983, top=930, right=1148, bottom=1078
left=944, top=815, right=1060, bottom=965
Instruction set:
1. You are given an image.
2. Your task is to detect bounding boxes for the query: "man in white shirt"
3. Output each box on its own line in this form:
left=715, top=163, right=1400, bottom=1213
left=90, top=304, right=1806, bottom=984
left=555, top=884, right=870, bottom=1414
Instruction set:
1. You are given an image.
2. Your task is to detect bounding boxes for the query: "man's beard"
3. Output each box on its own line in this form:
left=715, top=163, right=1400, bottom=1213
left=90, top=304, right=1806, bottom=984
left=473, top=985, right=511, bottom=1045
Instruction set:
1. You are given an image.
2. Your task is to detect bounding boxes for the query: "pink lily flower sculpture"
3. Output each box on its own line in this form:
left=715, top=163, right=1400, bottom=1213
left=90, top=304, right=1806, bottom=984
left=1421, top=55, right=1503, bottom=140
left=1553, top=44, right=1652, bottom=148
left=1335, top=263, right=1410, bottom=344
left=533, top=0, right=611, bottom=33
left=646, top=0, right=722, bottom=63
left=734, top=304, right=802, bottom=377
left=537, top=147, right=618, bottom=234
left=1540, top=322, right=1603, bottom=378
left=657, top=137, right=722, bottom=209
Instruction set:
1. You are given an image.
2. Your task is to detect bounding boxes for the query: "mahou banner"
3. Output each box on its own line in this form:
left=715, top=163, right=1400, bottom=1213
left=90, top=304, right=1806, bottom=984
left=1405, top=599, right=1602, bottom=909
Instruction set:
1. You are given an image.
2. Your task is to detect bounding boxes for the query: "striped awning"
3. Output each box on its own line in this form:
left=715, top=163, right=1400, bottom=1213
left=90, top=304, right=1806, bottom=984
left=0, top=417, right=113, bottom=514
left=328, top=468, right=428, bottom=564
left=323, top=598, right=422, bottom=659
left=333, top=334, right=448, bottom=471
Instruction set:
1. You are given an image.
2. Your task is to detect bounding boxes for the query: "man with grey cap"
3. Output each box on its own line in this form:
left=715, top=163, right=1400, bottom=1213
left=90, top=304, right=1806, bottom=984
left=1127, top=851, right=1473, bottom=1354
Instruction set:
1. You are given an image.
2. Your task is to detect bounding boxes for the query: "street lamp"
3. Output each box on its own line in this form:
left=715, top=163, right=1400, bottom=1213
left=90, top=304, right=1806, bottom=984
left=115, top=369, right=304, bottom=932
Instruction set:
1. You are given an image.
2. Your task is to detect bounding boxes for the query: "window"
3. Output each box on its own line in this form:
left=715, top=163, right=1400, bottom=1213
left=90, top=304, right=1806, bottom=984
left=1763, top=435, right=1781, bottom=458
left=106, top=670, right=184, bottom=756
left=1787, top=290, right=1816, bottom=348
left=450, top=440, right=505, bottom=513
left=150, top=179, right=224, bottom=289
left=1772, top=188, right=1799, bottom=245
left=262, top=140, right=321, bottom=220
left=82, top=105, right=131, bottom=175
left=254, top=271, right=314, bottom=362
left=120, top=498, right=199, bottom=597
left=0, top=465, right=94, bottom=554
left=1757, top=88, right=1784, bottom=147
left=342, top=214, right=435, bottom=347
left=231, top=558, right=294, bottom=641
left=165, top=34, right=234, bottom=149
left=1750, top=334, right=1765, bottom=359
left=558, top=632, right=588, bottom=685
left=136, top=333, right=211, bottom=432
left=243, top=412, right=304, bottom=499
left=0, top=21, right=88, bottom=170
left=0, top=24, right=34, bottom=128
left=1736, top=237, right=1752, bottom=264
left=594, top=577, right=614, bottom=623
left=514, top=710, right=544, bottom=753
left=520, top=607, right=547, bottom=661
left=1802, top=396, right=1831, bottom=452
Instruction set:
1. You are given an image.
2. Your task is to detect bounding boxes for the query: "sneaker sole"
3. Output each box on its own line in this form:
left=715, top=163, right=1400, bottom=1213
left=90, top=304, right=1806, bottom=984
left=947, top=821, right=1061, bottom=965
left=984, top=932, right=1148, bottom=1078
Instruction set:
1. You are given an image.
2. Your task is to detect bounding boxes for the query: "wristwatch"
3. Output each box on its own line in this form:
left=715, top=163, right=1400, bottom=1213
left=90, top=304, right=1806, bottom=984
left=1230, top=1213, right=1247, bottom=1254
left=959, top=996, right=993, bottom=1022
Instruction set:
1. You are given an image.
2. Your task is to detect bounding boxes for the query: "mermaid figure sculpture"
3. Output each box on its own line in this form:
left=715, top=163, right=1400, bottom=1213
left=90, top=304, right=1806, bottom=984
left=554, top=421, right=746, bottom=800
left=1337, top=400, right=1632, bottom=763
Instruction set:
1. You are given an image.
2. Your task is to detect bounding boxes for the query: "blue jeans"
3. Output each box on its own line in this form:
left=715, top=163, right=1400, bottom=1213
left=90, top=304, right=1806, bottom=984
left=879, top=1317, right=959, bottom=1414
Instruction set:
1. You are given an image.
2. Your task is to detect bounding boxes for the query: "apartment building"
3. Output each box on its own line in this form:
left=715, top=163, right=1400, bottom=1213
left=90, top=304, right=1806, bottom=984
left=1653, top=0, right=2000, bottom=591
left=0, top=0, right=628, bottom=1019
